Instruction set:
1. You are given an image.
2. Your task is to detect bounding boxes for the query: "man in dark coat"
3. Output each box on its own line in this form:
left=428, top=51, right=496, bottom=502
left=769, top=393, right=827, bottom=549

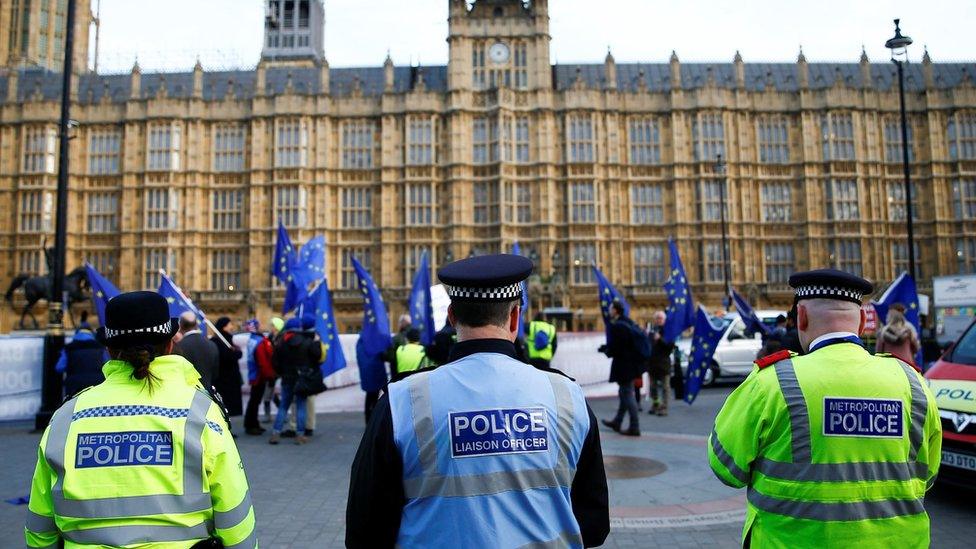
left=647, top=311, right=676, bottom=416
left=599, top=301, right=642, bottom=436
left=174, top=312, right=219, bottom=389
left=212, top=317, right=244, bottom=418
left=426, top=323, right=457, bottom=366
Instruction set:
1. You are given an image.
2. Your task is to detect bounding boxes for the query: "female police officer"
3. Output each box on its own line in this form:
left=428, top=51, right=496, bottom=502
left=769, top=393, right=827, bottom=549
left=25, top=291, right=257, bottom=548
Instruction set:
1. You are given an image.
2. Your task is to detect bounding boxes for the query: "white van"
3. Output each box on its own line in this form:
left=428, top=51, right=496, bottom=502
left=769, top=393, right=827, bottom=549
left=677, top=310, right=786, bottom=386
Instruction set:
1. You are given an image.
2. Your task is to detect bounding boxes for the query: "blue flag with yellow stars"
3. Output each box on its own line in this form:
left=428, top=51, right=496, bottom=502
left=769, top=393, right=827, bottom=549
left=513, top=242, right=529, bottom=340
left=158, top=272, right=203, bottom=320
left=272, top=222, right=296, bottom=283
left=872, top=271, right=922, bottom=365
left=293, top=235, right=326, bottom=286
left=593, top=265, right=629, bottom=339
left=731, top=288, right=771, bottom=337
left=309, top=281, right=347, bottom=378
left=409, top=251, right=436, bottom=346
left=663, top=239, right=695, bottom=343
left=352, top=256, right=392, bottom=356
left=684, top=306, right=726, bottom=404
left=84, top=262, right=120, bottom=324
left=283, top=276, right=309, bottom=315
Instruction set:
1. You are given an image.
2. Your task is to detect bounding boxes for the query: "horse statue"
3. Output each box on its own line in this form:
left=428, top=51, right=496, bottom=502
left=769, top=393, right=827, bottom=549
left=4, top=266, right=90, bottom=329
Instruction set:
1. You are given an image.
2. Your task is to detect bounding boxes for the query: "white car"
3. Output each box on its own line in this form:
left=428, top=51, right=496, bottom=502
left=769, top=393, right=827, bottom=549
left=677, top=310, right=786, bottom=386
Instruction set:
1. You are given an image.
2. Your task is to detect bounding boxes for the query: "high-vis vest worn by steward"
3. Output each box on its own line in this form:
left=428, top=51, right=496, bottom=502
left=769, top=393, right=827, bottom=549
left=25, top=355, right=257, bottom=549
left=708, top=343, right=942, bottom=548
left=395, top=343, right=427, bottom=375
left=388, top=351, right=590, bottom=548
left=527, top=321, right=557, bottom=362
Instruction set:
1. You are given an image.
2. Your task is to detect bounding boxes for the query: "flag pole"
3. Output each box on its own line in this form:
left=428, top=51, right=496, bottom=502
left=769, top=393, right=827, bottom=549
left=159, top=269, right=232, bottom=349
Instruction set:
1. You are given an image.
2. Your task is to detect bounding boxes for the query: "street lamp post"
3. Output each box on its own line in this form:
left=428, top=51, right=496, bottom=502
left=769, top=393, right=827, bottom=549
left=886, top=18, right=917, bottom=281
left=37, top=0, right=77, bottom=430
left=716, top=154, right=731, bottom=309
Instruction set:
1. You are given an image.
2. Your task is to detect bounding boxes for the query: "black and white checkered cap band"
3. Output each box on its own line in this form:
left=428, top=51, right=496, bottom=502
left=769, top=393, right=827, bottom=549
left=794, top=285, right=864, bottom=303
left=103, top=321, right=174, bottom=339
left=446, top=282, right=523, bottom=301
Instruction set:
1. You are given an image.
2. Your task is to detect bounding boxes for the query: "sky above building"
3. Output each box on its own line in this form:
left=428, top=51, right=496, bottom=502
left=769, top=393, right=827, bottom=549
left=90, top=0, right=974, bottom=73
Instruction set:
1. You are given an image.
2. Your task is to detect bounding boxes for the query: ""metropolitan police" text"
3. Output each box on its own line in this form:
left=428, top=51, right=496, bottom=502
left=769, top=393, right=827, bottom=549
left=823, top=397, right=904, bottom=438
left=76, top=431, right=174, bottom=468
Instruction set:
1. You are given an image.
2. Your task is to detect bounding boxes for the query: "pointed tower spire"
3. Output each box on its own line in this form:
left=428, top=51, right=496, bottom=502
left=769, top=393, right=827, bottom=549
left=384, top=52, right=395, bottom=92
left=734, top=50, right=745, bottom=89
left=319, top=58, right=330, bottom=95
left=130, top=58, right=142, bottom=98
left=922, top=46, right=934, bottom=89
left=796, top=46, right=808, bottom=89
left=670, top=50, right=681, bottom=89
left=193, top=58, right=204, bottom=98
left=604, top=47, right=617, bottom=90
left=859, top=46, right=871, bottom=88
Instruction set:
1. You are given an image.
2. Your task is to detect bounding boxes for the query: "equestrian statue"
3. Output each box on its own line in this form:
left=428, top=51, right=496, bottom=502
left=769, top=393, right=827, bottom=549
left=4, top=244, right=90, bottom=330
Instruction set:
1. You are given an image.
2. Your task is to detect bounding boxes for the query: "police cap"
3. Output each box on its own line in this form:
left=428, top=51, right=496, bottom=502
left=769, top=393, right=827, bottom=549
left=788, top=268, right=874, bottom=305
left=437, top=254, right=533, bottom=303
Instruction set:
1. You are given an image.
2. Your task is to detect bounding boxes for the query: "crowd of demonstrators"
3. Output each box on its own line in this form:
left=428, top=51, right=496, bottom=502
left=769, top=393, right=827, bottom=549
left=243, top=319, right=276, bottom=435
left=876, top=305, right=921, bottom=368
left=25, top=291, right=255, bottom=547
left=269, top=315, right=323, bottom=445
left=174, top=311, right=219, bottom=389
left=56, top=311, right=108, bottom=399
left=599, top=301, right=645, bottom=436
left=646, top=311, right=675, bottom=416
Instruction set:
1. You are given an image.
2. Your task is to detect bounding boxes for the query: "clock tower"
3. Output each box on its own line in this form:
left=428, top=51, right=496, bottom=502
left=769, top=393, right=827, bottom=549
left=447, top=0, right=551, bottom=91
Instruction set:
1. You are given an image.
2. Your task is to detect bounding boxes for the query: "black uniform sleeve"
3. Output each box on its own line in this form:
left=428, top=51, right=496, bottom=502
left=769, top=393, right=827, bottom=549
left=346, top=395, right=405, bottom=549
left=571, top=403, right=610, bottom=548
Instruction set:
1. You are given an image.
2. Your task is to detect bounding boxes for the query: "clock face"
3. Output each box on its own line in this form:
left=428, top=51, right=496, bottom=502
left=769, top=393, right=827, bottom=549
left=489, top=42, right=510, bottom=64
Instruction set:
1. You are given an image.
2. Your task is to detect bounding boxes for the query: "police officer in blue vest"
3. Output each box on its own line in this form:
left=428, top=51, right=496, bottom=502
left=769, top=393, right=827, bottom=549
left=346, top=254, right=610, bottom=549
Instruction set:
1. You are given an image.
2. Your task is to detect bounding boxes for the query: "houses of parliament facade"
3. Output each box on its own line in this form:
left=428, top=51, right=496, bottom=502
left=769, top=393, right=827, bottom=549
left=1, top=0, right=975, bottom=332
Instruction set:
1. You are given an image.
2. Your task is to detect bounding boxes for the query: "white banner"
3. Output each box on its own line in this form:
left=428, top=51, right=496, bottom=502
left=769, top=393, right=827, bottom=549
left=0, top=336, right=44, bottom=422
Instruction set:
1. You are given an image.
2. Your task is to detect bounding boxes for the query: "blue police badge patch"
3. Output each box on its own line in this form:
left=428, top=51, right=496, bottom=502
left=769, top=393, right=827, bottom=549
left=449, top=408, right=549, bottom=458
left=76, top=431, right=174, bottom=468
left=823, top=398, right=904, bottom=438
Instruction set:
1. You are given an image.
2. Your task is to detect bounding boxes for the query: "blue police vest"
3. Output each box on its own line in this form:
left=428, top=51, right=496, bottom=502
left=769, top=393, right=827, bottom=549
left=388, top=351, right=590, bottom=548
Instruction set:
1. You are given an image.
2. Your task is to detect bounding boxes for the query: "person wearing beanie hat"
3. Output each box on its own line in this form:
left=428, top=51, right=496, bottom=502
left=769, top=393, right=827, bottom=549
left=270, top=314, right=323, bottom=445
left=243, top=319, right=276, bottom=435
left=24, top=291, right=256, bottom=547
left=271, top=316, right=285, bottom=334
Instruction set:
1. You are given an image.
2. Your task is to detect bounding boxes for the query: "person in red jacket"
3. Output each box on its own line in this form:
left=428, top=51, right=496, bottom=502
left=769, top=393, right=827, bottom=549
left=243, top=318, right=276, bottom=435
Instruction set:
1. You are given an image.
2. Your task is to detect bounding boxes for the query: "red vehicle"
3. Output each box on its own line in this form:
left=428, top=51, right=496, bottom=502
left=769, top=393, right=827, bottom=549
left=925, top=319, right=976, bottom=488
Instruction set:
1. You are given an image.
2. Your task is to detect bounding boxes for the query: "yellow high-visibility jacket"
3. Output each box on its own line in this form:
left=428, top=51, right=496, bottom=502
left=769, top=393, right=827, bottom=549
left=526, top=320, right=557, bottom=362
left=25, top=355, right=257, bottom=548
left=708, top=343, right=941, bottom=548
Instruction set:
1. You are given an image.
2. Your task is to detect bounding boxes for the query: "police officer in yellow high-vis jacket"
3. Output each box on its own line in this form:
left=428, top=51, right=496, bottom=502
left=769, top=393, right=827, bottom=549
left=392, top=327, right=430, bottom=382
left=526, top=312, right=558, bottom=370
left=709, top=269, right=941, bottom=548
left=25, top=291, right=257, bottom=548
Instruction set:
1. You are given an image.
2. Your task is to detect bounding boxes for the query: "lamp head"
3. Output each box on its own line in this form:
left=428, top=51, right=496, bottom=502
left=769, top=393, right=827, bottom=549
left=885, top=19, right=913, bottom=60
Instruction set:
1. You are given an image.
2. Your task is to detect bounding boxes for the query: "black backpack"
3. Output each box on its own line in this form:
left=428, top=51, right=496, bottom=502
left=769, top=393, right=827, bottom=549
left=620, top=320, right=652, bottom=361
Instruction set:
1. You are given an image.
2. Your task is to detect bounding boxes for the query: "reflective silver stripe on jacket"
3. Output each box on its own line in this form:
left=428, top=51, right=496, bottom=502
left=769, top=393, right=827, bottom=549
left=404, top=372, right=577, bottom=500
left=755, top=458, right=928, bottom=482
left=61, top=520, right=213, bottom=545
left=214, top=491, right=254, bottom=531
left=894, top=359, right=928, bottom=462
left=45, top=390, right=215, bottom=520
left=747, top=488, right=925, bottom=521
left=773, top=359, right=811, bottom=464
left=516, top=530, right=585, bottom=549
left=25, top=509, right=57, bottom=533
left=709, top=430, right=749, bottom=485
left=224, top=529, right=259, bottom=549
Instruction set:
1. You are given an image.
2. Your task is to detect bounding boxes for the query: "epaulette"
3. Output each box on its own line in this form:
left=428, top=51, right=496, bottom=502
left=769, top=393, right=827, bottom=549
left=199, top=385, right=231, bottom=427
left=754, top=350, right=796, bottom=370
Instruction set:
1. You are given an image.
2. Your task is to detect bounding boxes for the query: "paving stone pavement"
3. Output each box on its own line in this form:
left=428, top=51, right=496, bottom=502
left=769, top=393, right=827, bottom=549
left=1, top=384, right=973, bottom=548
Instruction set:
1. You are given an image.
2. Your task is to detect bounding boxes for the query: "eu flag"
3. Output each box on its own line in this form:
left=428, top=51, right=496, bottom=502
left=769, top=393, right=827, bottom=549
left=409, top=251, right=436, bottom=346
left=872, top=271, right=922, bottom=364
left=731, top=288, right=771, bottom=336
left=593, top=265, right=629, bottom=339
left=84, top=262, right=120, bottom=324
left=513, top=242, right=529, bottom=340
left=684, top=306, right=726, bottom=404
left=663, top=239, right=695, bottom=343
left=352, top=256, right=392, bottom=356
left=272, top=222, right=296, bottom=283
left=356, top=336, right=388, bottom=393
left=293, top=236, right=326, bottom=285
left=310, top=281, right=347, bottom=378
left=283, top=276, right=309, bottom=315
left=158, top=272, right=203, bottom=320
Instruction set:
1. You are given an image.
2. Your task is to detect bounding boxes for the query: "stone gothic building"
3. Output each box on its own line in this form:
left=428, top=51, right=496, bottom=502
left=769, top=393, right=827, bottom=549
left=1, top=0, right=975, bottom=331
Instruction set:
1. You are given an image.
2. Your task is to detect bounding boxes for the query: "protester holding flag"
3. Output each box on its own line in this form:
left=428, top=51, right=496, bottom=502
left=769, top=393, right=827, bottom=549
left=646, top=311, right=675, bottom=416
left=872, top=271, right=923, bottom=367
left=270, top=316, right=322, bottom=445
left=352, top=257, right=393, bottom=423
left=175, top=311, right=219, bottom=389
left=409, top=251, right=436, bottom=346
left=600, top=301, right=644, bottom=437
left=663, top=240, right=695, bottom=343
left=212, top=317, right=244, bottom=420
left=876, top=307, right=921, bottom=369
left=684, top=307, right=726, bottom=404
